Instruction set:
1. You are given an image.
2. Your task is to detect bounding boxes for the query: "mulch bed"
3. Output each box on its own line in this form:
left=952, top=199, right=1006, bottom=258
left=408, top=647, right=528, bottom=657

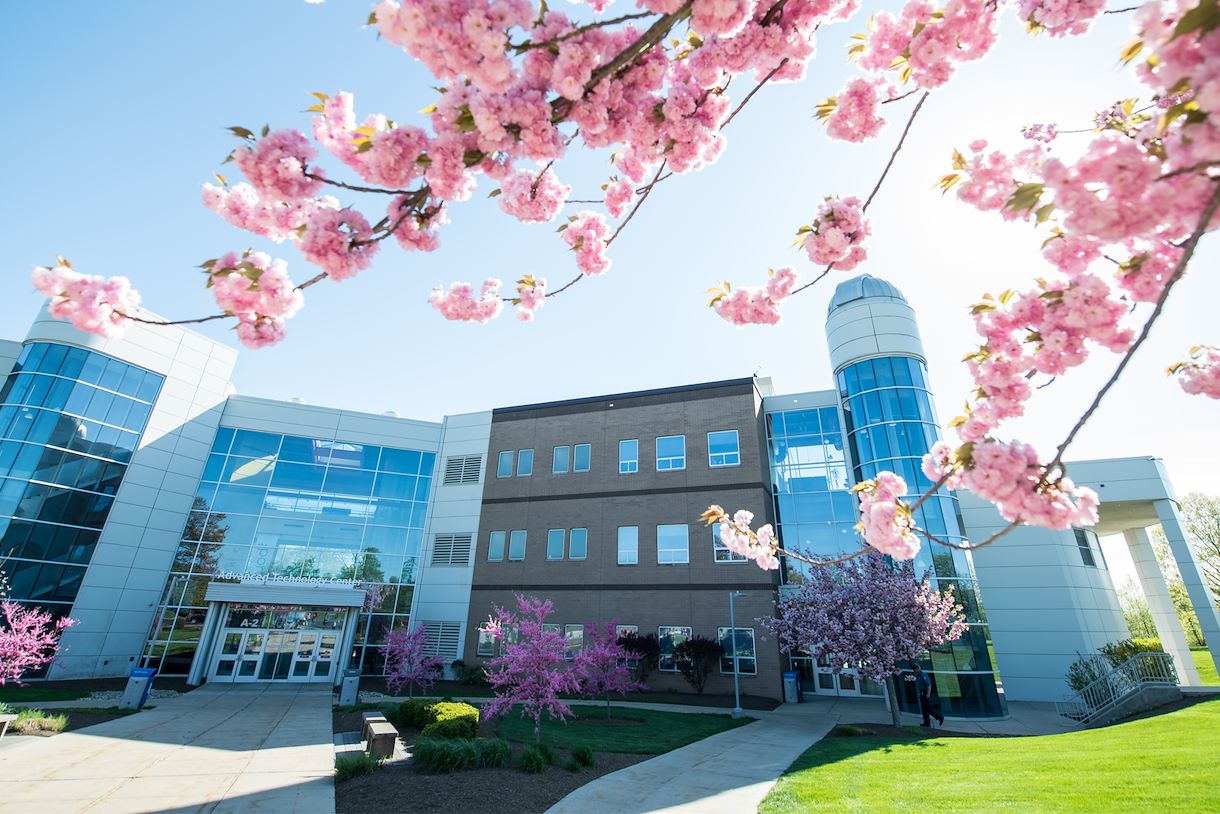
left=334, top=708, right=649, bottom=814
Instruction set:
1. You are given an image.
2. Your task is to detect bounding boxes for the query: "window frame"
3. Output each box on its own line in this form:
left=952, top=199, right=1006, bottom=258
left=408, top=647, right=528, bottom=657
left=615, top=624, right=638, bottom=640
left=655, top=435, right=686, bottom=472
left=496, top=450, right=514, bottom=478
left=546, top=528, right=566, bottom=561
left=717, top=626, right=757, bottom=675
left=564, top=624, right=584, bottom=660
left=569, top=527, right=588, bottom=561
left=712, top=523, right=747, bottom=563
left=516, top=448, right=534, bottom=477
left=476, top=628, right=497, bottom=656
left=656, top=523, right=690, bottom=565
left=487, top=531, right=506, bottom=561
left=573, top=443, right=591, bottom=473
left=552, top=445, right=571, bottom=475
left=657, top=625, right=692, bottom=672
left=619, top=439, right=639, bottom=475
left=508, top=529, right=527, bottom=561
left=617, top=526, right=639, bottom=566
left=707, top=430, right=741, bottom=468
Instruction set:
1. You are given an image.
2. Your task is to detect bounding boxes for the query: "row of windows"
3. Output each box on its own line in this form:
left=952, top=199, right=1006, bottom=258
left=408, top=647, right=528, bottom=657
left=190, top=484, right=429, bottom=528
left=494, top=431, right=742, bottom=479
left=1, top=379, right=155, bottom=437
left=1, top=411, right=143, bottom=466
left=206, top=427, right=436, bottom=476
left=9, top=343, right=162, bottom=403
left=836, top=355, right=930, bottom=398
left=483, top=524, right=748, bottom=566
left=843, top=390, right=938, bottom=431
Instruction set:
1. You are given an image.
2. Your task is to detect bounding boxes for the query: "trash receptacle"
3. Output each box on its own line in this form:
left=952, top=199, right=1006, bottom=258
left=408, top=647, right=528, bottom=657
left=339, top=667, right=361, bottom=706
left=782, top=670, right=800, bottom=704
left=119, top=667, right=157, bottom=710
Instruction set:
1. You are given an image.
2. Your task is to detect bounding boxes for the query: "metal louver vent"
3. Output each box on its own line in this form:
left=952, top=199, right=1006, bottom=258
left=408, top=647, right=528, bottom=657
left=421, top=621, right=462, bottom=663
left=442, top=455, right=482, bottom=484
left=431, top=533, right=473, bottom=566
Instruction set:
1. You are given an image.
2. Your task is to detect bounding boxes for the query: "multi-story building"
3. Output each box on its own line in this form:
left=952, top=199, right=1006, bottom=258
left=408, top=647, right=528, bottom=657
left=1, top=275, right=1216, bottom=718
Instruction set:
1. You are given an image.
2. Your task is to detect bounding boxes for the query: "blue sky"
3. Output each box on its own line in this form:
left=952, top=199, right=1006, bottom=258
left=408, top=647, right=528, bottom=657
left=2, top=0, right=1217, bottom=520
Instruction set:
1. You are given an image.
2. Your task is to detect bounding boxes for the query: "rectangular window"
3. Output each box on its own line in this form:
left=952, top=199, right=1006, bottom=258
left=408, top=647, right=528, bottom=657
left=497, top=450, right=513, bottom=478
left=573, top=443, right=591, bottom=473
left=615, top=624, right=638, bottom=640
left=553, top=445, right=570, bottom=474
left=1074, top=528, right=1098, bottom=568
left=508, top=530, right=527, bottom=561
left=488, top=531, right=506, bottom=561
left=657, top=524, right=689, bottom=565
left=569, top=527, right=588, bottom=560
left=617, top=526, right=638, bottom=565
left=658, top=625, right=692, bottom=672
left=564, top=625, right=584, bottom=660
left=718, top=627, right=757, bottom=675
left=547, top=528, right=566, bottom=560
left=517, top=449, right=534, bottom=477
left=712, top=523, right=747, bottom=563
left=477, top=628, right=497, bottom=656
left=619, top=439, right=639, bottom=474
left=542, top=623, right=561, bottom=635
left=708, top=430, right=741, bottom=467
left=656, top=435, right=686, bottom=471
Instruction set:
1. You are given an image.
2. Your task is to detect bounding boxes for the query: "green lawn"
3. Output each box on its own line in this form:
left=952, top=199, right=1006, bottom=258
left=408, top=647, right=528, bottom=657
left=760, top=698, right=1220, bottom=813
left=496, top=705, right=752, bottom=754
left=1191, top=648, right=1218, bottom=685
left=0, top=687, right=89, bottom=703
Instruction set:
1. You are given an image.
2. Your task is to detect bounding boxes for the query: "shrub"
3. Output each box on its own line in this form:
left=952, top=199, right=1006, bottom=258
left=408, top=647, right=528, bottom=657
left=565, top=758, right=581, bottom=772
left=413, top=737, right=479, bottom=772
left=832, top=724, right=876, bottom=736
left=536, top=742, right=555, bottom=765
left=572, top=744, right=594, bottom=767
left=0, top=702, right=13, bottom=715
left=13, top=709, right=67, bottom=734
left=334, top=752, right=380, bottom=783
left=1066, top=653, right=1115, bottom=693
left=618, top=632, right=661, bottom=684
left=476, top=738, right=510, bottom=768
left=1132, top=637, right=1164, bottom=652
left=521, top=745, right=547, bottom=774
left=1099, top=638, right=1165, bottom=667
left=430, top=701, right=480, bottom=728
left=421, top=717, right=478, bottom=740
left=674, top=636, right=725, bottom=695
left=391, top=699, right=434, bottom=730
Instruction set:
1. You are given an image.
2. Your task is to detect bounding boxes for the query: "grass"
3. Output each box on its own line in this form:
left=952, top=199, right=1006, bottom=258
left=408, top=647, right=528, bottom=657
left=496, top=705, right=752, bottom=754
left=760, top=698, right=1220, bottom=813
left=334, top=752, right=381, bottom=783
left=0, top=687, right=89, bottom=703
left=1190, top=648, right=1218, bottom=685
left=12, top=709, right=69, bottom=734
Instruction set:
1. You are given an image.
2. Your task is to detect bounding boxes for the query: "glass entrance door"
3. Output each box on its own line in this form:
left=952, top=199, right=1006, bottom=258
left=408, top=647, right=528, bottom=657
left=288, top=632, right=339, bottom=682
left=208, top=604, right=348, bottom=683
left=259, top=631, right=296, bottom=680
left=210, top=631, right=265, bottom=682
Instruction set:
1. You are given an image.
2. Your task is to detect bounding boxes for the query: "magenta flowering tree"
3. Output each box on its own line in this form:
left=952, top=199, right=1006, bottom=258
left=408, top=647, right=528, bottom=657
left=480, top=594, right=580, bottom=742
left=573, top=621, right=643, bottom=718
left=760, top=551, right=966, bottom=725
left=0, top=600, right=77, bottom=685
left=25, top=2, right=1220, bottom=569
left=384, top=625, right=445, bottom=698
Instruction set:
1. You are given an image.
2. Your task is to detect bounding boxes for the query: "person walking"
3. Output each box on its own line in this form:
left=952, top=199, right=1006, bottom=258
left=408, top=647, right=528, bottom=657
left=913, top=664, right=943, bottom=727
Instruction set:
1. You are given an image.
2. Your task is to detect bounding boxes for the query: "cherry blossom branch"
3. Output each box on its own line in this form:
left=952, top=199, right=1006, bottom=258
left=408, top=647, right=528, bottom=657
left=722, top=58, right=790, bottom=128
left=1104, top=5, right=1140, bottom=13
left=1049, top=178, right=1220, bottom=472
left=780, top=546, right=872, bottom=567
left=304, top=171, right=413, bottom=196
left=607, top=161, right=668, bottom=247
left=1158, top=160, right=1220, bottom=181
left=881, top=89, right=920, bottom=105
left=913, top=521, right=1019, bottom=551
left=513, top=11, right=655, bottom=52
left=119, top=312, right=231, bottom=328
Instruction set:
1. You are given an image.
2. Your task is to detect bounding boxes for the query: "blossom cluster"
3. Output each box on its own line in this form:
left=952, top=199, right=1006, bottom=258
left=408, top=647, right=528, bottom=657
left=710, top=267, right=798, bottom=326
left=498, top=167, right=571, bottom=224
left=514, top=275, right=547, bottom=322
left=603, top=178, right=635, bottom=219
left=703, top=505, right=779, bottom=570
left=823, top=77, right=889, bottom=143
left=207, top=251, right=305, bottom=349
left=802, top=196, right=870, bottom=270
left=852, top=472, right=920, bottom=560
left=1018, top=0, right=1107, bottom=37
left=561, top=211, right=612, bottom=275
left=31, top=261, right=140, bottom=339
left=1171, top=345, right=1220, bottom=399
left=428, top=278, right=504, bottom=323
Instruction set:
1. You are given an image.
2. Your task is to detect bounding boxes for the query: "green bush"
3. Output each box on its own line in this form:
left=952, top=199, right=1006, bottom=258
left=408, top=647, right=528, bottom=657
left=413, top=737, right=479, bottom=772
left=565, top=758, right=582, bottom=772
left=391, top=699, right=435, bottom=729
left=1066, top=653, right=1115, bottom=693
left=572, top=744, right=595, bottom=767
left=521, top=745, right=548, bottom=774
left=0, top=702, right=13, bottom=715
left=1132, top=637, right=1164, bottom=652
left=1099, top=638, right=1165, bottom=667
left=334, top=752, right=381, bottom=783
left=476, top=738, right=510, bottom=768
left=430, top=701, right=479, bottom=727
left=536, top=742, right=555, bottom=765
left=421, top=717, right=478, bottom=740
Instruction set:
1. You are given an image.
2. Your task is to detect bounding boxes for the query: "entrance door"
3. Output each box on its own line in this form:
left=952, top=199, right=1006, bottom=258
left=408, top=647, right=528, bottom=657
left=258, top=631, right=297, bottom=680
left=210, top=631, right=265, bottom=682
left=287, top=632, right=339, bottom=681
left=811, top=654, right=861, bottom=697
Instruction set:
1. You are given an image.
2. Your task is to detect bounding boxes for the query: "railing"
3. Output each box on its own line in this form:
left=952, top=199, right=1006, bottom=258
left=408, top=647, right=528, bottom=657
left=1055, top=652, right=1178, bottom=723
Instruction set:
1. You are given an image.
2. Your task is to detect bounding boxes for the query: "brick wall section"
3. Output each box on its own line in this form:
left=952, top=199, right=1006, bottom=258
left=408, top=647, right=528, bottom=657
left=463, top=379, right=786, bottom=700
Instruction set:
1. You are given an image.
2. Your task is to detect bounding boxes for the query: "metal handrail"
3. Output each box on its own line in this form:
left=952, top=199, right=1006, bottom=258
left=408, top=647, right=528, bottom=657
left=1055, top=652, right=1178, bottom=723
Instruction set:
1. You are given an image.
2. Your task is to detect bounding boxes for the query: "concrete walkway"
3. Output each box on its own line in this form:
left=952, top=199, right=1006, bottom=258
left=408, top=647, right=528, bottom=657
left=0, top=683, right=333, bottom=814
left=546, top=695, right=1082, bottom=813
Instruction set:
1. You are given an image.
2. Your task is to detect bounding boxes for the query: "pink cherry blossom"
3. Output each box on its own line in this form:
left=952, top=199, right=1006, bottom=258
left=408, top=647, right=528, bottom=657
left=232, top=129, right=323, bottom=203
left=429, top=278, right=504, bottom=322
left=562, top=211, right=612, bottom=275
left=298, top=208, right=379, bottom=281
left=202, top=182, right=338, bottom=243
left=824, top=77, right=888, bottom=143
left=1018, top=0, right=1106, bottom=37
left=1173, top=345, right=1220, bottom=399
left=207, top=251, right=304, bottom=349
left=31, top=262, right=141, bottom=339
left=499, top=167, right=571, bottom=223
left=515, top=275, right=547, bottom=321
left=603, top=178, right=636, bottom=218
left=853, top=472, right=920, bottom=560
left=712, top=267, right=799, bottom=326
left=802, top=196, right=870, bottom=270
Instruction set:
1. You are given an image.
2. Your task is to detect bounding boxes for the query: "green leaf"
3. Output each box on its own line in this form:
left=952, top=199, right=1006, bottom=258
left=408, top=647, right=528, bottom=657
left=488, top=188, right=502, bottom=198
left=261, top=124, right=270, bottom=138
left=1005, top=182, right=1045, bottom=213
left=1172, top=0, right=1220, bottom=41
left=227, top=126, right=256, bottom=141
left=1034, top=202, right=1056, bottom=224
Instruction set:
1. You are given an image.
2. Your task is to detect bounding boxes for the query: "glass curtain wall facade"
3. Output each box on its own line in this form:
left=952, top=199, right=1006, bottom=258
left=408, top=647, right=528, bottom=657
left=0, top=343, right=162, bottom=626
left=838, top=355, right=1006, bottom=718
left=145, top=427, right=436, bottom=676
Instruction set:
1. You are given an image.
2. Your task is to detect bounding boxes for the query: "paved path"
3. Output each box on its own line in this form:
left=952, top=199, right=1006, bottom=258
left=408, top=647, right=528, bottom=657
left=546, top=695, right=1082, bottom=813
left=0, top=683, right=333, bottom=814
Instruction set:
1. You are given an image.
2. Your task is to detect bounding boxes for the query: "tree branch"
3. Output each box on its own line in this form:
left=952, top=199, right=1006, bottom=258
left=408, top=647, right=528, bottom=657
left=513, top=11, right=654, bottom=52
left=305, top=171, right=414, bottom=196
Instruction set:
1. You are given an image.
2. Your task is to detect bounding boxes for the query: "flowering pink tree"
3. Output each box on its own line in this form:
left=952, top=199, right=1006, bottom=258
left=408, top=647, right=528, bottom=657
left=0, top=601, right=77, bottom=685
left=26, top=2, right=1220, bottom=570
left=384, top=625, right=444, bottom=698
left=761, top=551, right=966, bottom=725
left=480, top=594, right=580, bottom=742
left=573, top=621, right=643, bottom=718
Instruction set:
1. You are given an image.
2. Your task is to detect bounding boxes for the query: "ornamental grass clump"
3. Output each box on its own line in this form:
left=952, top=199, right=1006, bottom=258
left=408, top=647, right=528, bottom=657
left=334, top=752, right=381, bottom=783
left=520, top=744, right=548, bottom=774
left=412, top=737, right=479, bottom=772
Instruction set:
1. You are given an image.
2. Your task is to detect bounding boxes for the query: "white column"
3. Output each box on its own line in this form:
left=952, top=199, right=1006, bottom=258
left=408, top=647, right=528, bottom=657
left=1155, top=499, right=1220, bottom=680
left=1124, top=527, right=1202, bottom=685
left=187, top=601, right=224, bottom=686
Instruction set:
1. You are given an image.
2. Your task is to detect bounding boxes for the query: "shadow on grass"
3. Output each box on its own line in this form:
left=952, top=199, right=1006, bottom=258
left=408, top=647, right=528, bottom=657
left=781, top=732, right=951, bottom=776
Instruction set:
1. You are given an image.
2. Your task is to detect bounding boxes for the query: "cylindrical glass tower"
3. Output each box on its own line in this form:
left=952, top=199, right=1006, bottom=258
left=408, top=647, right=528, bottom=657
left=827, top=275, right=1007, bottom=718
